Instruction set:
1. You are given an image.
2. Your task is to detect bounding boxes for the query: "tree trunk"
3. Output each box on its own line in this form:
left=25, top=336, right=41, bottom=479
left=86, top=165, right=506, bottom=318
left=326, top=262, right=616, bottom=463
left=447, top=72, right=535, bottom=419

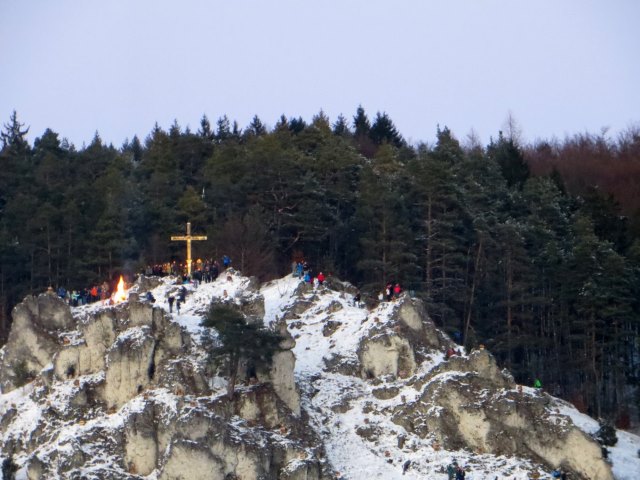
left=227, top=354, right=239, bottom=400
left=463, top=237, right=482, bottom=351
left=425, top=195, right=433, bottom=299
left=506, top=248, right=513, bottom=370
left=590, top=312, right=601, bottom=418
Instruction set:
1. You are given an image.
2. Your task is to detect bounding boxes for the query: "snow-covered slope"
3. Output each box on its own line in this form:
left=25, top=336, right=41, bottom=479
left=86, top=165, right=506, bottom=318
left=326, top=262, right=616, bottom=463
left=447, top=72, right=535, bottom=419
left=260, top=274, right=640, bottom=480
left=0, top=271, right=638, bottom=479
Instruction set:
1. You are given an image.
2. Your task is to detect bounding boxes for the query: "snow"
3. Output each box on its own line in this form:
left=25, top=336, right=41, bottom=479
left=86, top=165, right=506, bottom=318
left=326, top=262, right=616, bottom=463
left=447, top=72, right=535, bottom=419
left=1, top=270, right=639, bottom=479
left=260, top=275, right=640, bottom=479
left=554, top=399, right=640, bottom=480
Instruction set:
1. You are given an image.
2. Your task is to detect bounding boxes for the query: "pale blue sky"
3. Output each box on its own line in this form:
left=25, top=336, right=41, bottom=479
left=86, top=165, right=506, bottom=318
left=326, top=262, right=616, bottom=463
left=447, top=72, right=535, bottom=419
left=1, top=0, right=639, bottom=147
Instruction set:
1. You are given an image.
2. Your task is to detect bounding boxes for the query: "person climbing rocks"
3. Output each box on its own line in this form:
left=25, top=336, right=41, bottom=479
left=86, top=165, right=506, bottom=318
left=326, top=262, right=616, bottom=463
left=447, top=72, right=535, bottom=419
left=533, top=378, right=542, bottom=389
left=455, top=465, right=466, bottom=480
left=393, top=283, right=402, bottom=298
left=167, top=294, right=175, bottom=313
left=317, top=272, right=325, bottom=285
left=222, top=255, right=231, bottom=268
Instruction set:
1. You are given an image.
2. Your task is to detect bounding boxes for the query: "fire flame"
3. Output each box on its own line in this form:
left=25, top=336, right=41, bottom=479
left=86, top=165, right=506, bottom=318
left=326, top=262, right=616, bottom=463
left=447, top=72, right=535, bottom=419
left=113, top=275, right=127, bottom=303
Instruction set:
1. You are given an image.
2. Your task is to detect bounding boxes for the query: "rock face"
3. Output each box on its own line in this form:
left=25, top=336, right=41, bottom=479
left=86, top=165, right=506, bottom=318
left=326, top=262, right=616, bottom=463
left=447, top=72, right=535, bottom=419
left=0, top=276, right=320, bottom=479
left=311, top=290, right=615, bottom=480
left=0, top=293, right=74, bottom=392
left=0, top=274, right=624, bottom=480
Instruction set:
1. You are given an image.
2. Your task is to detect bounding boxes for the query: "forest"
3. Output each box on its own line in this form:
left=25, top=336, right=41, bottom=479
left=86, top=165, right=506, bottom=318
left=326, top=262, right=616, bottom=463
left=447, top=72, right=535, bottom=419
left=0, top=107, right=639, bottom=425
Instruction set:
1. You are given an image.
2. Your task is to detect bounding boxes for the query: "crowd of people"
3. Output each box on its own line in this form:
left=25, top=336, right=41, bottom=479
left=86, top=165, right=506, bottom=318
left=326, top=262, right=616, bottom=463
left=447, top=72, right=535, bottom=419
left=48, top=254, right=234, bottom=308
left=292, top=260, right=326, bottom=287
left=143, top=257, right=226, bottom=284
left=379, top=282, right=402, bottom=302
left=52, top=281, right=114, bottom=307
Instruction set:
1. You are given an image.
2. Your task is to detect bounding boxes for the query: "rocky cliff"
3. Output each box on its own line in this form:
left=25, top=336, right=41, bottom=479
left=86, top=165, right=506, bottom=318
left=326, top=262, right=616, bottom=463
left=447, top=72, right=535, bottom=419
left=0, top=272, right=637, bottom=479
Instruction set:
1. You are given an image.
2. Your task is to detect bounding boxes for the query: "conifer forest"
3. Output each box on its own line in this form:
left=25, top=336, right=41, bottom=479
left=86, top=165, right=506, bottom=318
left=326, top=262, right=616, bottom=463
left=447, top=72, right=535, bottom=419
left=1, top=108, right=639, bottom=425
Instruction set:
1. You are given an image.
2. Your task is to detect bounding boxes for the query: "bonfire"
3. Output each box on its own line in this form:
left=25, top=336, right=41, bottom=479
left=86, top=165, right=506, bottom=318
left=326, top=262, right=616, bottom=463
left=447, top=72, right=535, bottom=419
left=112, top=275, right=128, bottom=303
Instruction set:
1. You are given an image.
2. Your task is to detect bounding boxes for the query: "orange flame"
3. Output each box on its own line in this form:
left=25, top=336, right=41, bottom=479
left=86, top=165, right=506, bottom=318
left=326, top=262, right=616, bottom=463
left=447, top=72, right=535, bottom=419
left=113, top=275, right=127, bottom=303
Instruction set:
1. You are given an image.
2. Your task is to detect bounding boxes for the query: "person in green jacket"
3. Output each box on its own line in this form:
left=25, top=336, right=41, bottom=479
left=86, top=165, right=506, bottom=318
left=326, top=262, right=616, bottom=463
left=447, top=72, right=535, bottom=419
left=446, top=461, right=457, bottom=479
left=533, top=378, right=542, bottom=389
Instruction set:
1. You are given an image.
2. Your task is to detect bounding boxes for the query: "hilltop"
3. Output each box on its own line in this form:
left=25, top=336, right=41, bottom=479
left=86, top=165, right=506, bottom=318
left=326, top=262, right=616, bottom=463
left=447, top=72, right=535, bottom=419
left=0, top=271, right=638, bottom=479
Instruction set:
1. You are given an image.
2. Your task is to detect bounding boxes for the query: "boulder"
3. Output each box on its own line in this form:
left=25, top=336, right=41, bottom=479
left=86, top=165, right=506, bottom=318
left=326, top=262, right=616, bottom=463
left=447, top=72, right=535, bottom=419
left=358, top=333, right=416, bottom=379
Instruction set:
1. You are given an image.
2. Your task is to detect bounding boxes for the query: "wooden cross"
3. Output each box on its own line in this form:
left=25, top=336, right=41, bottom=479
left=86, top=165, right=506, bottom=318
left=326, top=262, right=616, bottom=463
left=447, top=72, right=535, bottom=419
left=171, top=222, right=207, bottom=276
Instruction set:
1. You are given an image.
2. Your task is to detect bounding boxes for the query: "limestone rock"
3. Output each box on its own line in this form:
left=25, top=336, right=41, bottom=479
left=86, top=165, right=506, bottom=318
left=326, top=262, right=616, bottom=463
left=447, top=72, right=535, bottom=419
left=322, top=320, right=342, bottom=337
left=159, top=440, right=225, bottom=480
left=269, top=350, right=301, bottom=416
left=358, top=333, right=416, bottom=379
left=124, top=405, right=159, bottom=476
left=0, top=274, right=625, bottom=480
left=275, top=317, right=296, bottom=350
left=325, top=300, right=343, bottom=314
left=392, top=373, right=613, bottom=480
left=0, top=293, right=73, bottom=392
left=323, top=276, right=358, bottom=295
left=134, top=274, right=164, bottom=293
left=238, top=292, right=266, bottom=323
left=104, top=327, right=156, bottom=408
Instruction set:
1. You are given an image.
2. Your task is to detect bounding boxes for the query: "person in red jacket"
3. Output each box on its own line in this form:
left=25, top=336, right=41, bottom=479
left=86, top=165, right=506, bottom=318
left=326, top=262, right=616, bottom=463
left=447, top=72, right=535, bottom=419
left=393, top=283, right=401, bottom=298
left=317, top=272, right=325, bottom=285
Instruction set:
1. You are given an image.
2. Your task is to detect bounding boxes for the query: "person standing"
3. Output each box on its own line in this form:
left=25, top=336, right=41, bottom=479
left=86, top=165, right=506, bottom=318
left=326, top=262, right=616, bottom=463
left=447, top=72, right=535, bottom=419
left=446, top=462, right=457, bottom=480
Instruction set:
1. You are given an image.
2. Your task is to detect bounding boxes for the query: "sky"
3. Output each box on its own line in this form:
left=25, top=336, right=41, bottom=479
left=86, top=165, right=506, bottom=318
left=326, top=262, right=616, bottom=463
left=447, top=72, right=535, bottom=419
left=1, top=0, right=639, bottom=148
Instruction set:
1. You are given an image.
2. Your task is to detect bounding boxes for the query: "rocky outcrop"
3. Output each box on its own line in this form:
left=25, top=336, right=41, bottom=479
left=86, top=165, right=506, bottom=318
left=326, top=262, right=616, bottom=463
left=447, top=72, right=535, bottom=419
left=269, top=350, right=300, bottom=415
left=0, top=276, right=316, bottom=479
left=358, top=333, right=416, bottom=379
left=0, top=293, right=73, bottom=392
left=104, top=327, right=156, bottom=408
left=0, top=274, right=623, bottom=480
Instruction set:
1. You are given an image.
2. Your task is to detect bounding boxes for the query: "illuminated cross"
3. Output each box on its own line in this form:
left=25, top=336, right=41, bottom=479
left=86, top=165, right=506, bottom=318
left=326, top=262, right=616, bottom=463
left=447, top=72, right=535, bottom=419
left=170, top=222, right=207, bottom=276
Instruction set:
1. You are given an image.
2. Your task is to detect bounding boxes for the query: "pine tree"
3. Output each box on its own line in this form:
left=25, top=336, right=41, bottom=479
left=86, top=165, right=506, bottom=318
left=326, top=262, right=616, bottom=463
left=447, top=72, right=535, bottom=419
left=408, top=133, right=468, bottom=332
left=353, top=105, right=375, bottom=157
left=353, top=105, right=370, bottom=138
left=198, top=114, right=214, bottom=140
left=246, top=115, right=267, bottom=137
left=288, top=117, right=307, bottom=135
left=201, top=304, right=282, bottom=399
left=369, top=112, right=403, bottom=148
left=0, top=110, right=29, bottom=152
left=332, top=114, right=351, bottom=137
left=215, top=115, right=232, bottom=143
left=355, top=145, right=417, bottom=291
left=488, top=131, right=530, bottom=189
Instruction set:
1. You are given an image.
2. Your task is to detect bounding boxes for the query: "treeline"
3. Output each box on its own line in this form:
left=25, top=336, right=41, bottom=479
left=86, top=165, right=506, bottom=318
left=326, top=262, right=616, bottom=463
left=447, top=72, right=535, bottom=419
left=1, top=108, right=639, bottom=423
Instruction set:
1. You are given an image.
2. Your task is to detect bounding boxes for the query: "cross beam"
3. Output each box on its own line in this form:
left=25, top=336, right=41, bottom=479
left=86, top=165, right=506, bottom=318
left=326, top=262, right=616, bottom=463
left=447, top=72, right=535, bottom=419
left=171, top=222, right=207, bottom=276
